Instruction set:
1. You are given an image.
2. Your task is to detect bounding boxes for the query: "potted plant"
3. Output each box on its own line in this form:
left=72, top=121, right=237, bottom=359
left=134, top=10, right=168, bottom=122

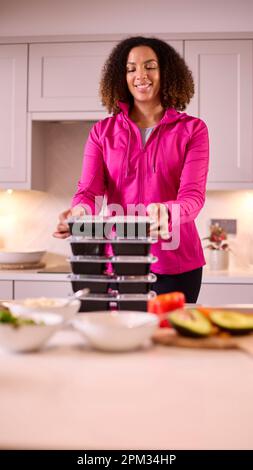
left=203, top=223, right=230, bottom=270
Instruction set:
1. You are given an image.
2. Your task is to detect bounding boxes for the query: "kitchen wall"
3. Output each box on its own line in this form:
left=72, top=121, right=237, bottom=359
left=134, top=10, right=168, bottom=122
left=0, top=121, right=253, bottom=269
left=0, top=0, right=253, bottom=35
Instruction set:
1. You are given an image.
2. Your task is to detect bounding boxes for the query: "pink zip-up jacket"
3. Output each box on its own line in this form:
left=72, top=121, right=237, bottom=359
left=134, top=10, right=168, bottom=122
left=72, top=101, right=209, bottom=274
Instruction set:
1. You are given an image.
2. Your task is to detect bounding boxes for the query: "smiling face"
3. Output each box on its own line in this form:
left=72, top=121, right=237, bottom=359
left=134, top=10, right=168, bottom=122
left=126, top=46, right=161, bottom=106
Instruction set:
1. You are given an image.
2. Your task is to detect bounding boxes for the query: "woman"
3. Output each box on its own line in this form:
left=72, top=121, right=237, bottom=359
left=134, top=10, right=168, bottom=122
left=54, top=36, right=209, bottom=302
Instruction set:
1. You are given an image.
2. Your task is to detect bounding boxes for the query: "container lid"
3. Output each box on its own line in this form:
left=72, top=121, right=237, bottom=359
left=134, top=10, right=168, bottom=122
left=107, top=215, right=153, bottom=223
left=69, top=236, right=156, bottom=244
left=69, top=255, right=157, bottom=263
left=111, top=255, right=158, bottom=264
left=67, top=215, right=154, bottom=224
left=80, top=291, right=157, bottom=301
left=116, top=291, right=156, bottom=300
left=67, top=215, right=110, bottom=223
left=68, top=255, right=112, bottom=262
left=69, top=273, right=157, bottom=283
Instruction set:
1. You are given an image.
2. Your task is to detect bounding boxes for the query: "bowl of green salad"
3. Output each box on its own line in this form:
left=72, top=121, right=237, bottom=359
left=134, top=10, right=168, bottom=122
left=0, top=303, right=63, bottom=352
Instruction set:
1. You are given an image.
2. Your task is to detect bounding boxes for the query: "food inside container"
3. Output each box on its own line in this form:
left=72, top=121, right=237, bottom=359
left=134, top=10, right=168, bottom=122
left=111, top=255, right=157, bottom=276
left=69, top=255, right=111, bottom=275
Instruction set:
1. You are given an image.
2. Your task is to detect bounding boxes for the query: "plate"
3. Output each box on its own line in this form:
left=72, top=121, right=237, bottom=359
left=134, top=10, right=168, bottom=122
left=0, top=250, right=46, bottom=265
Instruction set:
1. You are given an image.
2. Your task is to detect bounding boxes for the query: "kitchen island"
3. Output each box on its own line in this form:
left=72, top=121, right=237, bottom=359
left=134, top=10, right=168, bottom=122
left=0, top=328, right=253, bottom=450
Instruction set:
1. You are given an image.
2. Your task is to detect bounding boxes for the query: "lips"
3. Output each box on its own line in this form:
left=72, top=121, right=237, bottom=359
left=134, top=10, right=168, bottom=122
left=134, top=83, right=152, bottom=93
left=135, top=83, right=152, bottom=89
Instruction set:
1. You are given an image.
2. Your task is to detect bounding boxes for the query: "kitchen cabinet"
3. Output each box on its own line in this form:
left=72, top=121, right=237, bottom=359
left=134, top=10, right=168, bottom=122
left=198, top=282, right=253, bottom=304
left=14, top=281, right=71, bottom=299
left=0, top=45, right=28, bottom=188
left=28, top=42, right=118, bottom=112
left=0, top=281, right=13, bottom=300
left=28, top=40, right=183, bottom=113
left=184, top=40, right=253, bottom=188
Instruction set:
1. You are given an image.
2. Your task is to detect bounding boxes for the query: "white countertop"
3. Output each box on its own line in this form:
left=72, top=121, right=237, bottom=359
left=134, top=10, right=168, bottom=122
left=0, top=329, right=253, bottom=450
left=0, top=269, right=70, bottom=282
left=0, top=266, right=253, bottom=283
left=202, top=266, right=253, bottom=283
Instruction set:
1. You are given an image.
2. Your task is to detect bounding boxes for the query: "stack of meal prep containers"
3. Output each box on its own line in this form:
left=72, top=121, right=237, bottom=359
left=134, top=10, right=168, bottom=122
left=67, top=215, right=157, bottom=312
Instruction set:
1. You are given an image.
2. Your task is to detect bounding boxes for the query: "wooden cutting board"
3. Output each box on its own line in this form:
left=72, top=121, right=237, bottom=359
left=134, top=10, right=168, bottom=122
left=152, top=328, right=253, bottom=356
left=0, top=262, right=45, bottom=270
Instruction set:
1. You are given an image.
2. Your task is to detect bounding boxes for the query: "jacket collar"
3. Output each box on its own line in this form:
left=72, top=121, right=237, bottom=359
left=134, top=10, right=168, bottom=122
left=117, top=100, right=185, bottom=125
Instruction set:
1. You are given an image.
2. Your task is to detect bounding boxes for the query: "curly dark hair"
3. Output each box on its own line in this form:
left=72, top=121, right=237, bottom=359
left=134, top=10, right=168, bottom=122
left=99, top=36, right=194, bottom=114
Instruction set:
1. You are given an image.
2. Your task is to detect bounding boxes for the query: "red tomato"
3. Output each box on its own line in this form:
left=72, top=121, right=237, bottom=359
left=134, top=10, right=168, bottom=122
left=159, top=317, right=172, bottom=328
left=148, top=292, right=185, bottom=315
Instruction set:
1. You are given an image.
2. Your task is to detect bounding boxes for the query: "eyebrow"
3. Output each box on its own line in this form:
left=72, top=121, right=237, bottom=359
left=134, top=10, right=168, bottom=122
left=126, top=59, right=158, bottom=65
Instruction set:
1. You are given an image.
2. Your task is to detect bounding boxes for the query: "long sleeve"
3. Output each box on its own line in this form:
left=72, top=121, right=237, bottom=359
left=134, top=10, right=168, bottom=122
left=71, top=123, right=106, bottom=214
left=165, top=119, right=209, bottom=225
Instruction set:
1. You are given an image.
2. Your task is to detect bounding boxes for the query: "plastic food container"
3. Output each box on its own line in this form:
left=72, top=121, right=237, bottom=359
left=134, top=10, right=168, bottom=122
left=70, top=274, right=113, bottom=294
left=113, top=273, right=157, bottom=293
left=69, top=256, right=111, bottom=275
left=109, top=215, right=152, bottom=239
left=78, top=291, right=156, bottom=312
left=69, top=273, right=157, bottom=295
left=117, top=291, right=156, bottom=312
left=67, top=215, right=154, bottom=239
left=111, top=255, right=157, bottom=276
left=110, top=238, right=156, bottom=256
left=78, top=293, right=117, bottom=312
left=67, top=215, right=113, bottom=238
left=70, top=237, right=106, bottom=256
left=69, top=236, right=156, bottom=257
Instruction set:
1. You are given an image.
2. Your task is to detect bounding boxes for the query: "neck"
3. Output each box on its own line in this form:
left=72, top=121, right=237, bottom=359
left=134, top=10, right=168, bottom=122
left=129, top=101, right=164, bottom=128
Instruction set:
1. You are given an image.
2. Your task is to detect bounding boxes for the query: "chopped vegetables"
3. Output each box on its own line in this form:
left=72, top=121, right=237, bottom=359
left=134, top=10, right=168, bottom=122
left=0, top=308, right=45, bottom=328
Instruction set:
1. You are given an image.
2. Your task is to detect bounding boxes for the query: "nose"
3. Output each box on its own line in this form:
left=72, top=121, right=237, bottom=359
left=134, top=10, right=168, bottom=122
left=135, top=67, right=148, bottom=80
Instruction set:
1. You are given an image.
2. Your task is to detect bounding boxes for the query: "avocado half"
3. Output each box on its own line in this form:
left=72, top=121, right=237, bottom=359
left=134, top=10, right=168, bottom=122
left=210, top=310, right=253, bottom=335
left=169, top=309, right=212, bottom=338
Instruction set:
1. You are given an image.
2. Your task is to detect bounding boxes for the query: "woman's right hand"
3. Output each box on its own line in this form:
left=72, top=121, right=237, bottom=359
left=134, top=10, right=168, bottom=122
left=53, top=205, right=85, bottom=239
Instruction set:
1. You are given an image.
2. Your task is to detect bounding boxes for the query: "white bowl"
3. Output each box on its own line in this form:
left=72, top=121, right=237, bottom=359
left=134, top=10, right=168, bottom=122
left=72, top=311, right=159, bottom=352
left=4, top=298, right=81, bottom=322
left=0, top=312, right=63, bottom=353
left=0, top=250, right=46, bottom=264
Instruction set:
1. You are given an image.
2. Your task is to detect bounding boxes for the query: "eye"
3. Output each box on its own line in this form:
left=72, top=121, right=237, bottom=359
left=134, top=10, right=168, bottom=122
left=127, top=69, right=135, bottom=73
left=146, top=64, right=157, bottom=70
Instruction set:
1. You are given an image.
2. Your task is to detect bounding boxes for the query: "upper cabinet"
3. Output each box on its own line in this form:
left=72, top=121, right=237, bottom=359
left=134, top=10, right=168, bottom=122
left=28, top=42, right=117, bottom=112
left=29, top=40, right=183, bottom=113
left=0, top=44, right=28, bottom=188
left=185, top=40, right=253, bottom=188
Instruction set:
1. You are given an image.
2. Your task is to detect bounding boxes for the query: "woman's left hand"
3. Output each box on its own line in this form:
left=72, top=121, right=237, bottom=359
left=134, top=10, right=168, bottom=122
left=147, top=203, right=170, bottom=239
